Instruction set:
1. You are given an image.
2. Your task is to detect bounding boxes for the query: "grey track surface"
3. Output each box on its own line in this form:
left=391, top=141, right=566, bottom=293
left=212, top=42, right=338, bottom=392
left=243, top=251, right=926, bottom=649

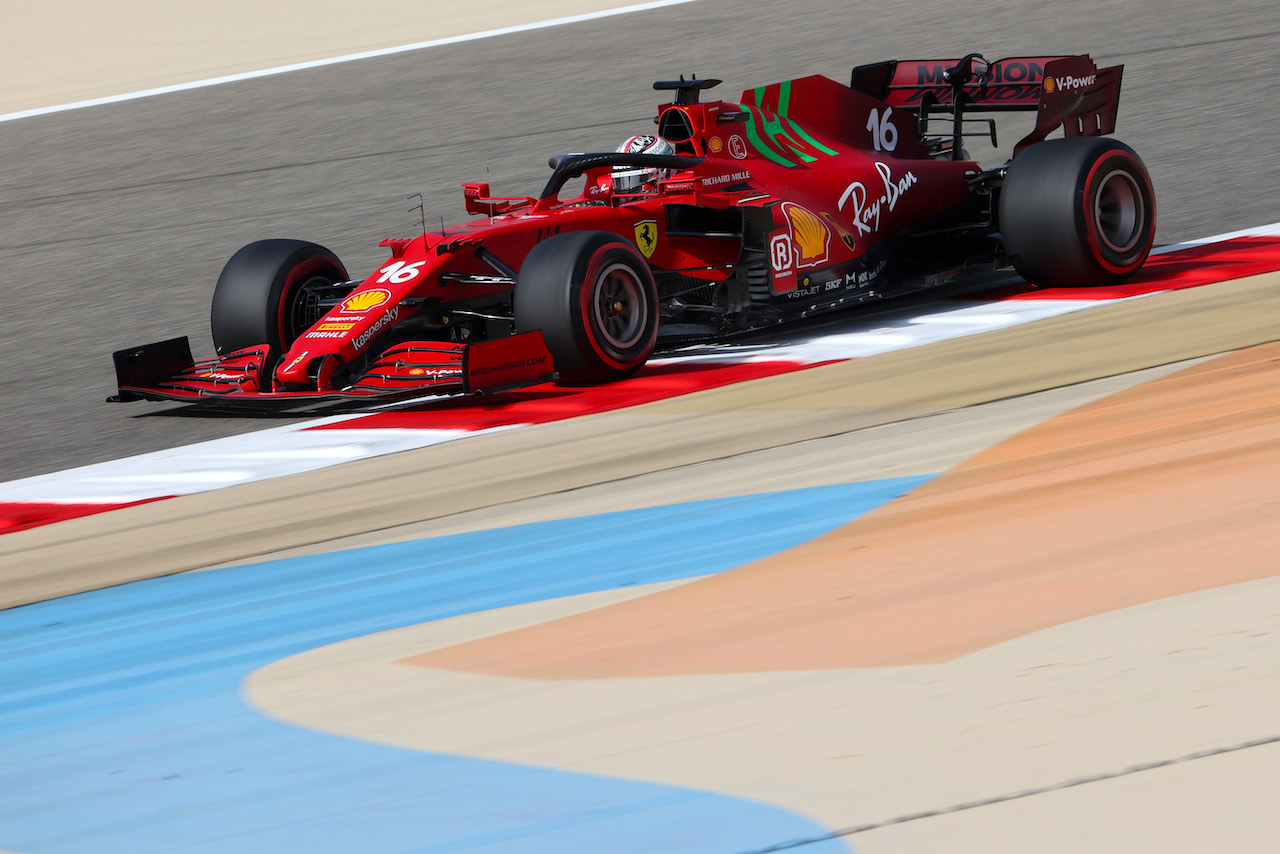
left=1, top=0, right=1277, bottom=481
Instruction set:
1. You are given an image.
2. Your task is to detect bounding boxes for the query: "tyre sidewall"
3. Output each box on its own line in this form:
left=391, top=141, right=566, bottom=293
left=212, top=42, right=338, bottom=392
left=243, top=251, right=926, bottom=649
left=211, top=239, right=347, bottom=357
left=515, top=231, right=658, bottom=385
left=1079, top=148, right=1156, bottom=274
left=1000, top=138, right=1155, bottom=287
left=570, top=240, right=658, bottom=373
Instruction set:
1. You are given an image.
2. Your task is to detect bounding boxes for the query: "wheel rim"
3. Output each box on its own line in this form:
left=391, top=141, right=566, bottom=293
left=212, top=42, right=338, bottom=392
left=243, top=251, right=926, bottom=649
left=284, top=274, right=335, bottom=342
left=1093, top=170, right=1145, bottom=255
left=591, top=262, right=648, bottom=351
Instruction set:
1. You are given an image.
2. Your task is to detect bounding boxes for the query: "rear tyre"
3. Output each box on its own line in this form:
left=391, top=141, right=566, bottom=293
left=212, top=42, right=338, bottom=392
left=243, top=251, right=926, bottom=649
left=999, top=137, right=1155, bottom=287
left=210, top=239, right=349, bottom=358
left=514, top=230, right=659, bottom=385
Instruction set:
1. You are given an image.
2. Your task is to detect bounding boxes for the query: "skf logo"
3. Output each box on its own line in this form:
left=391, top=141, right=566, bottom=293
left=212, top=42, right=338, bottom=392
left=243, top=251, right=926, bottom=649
left=634, top=220, right=659, bottom=258
left=339, top=288, right=392, bottom=313
left=782, top=202, right=830, bottom=268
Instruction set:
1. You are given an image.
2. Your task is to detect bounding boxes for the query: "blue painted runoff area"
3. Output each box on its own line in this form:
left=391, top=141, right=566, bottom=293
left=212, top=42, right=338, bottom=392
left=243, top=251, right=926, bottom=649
left=0, top=476, right=931, bottom=854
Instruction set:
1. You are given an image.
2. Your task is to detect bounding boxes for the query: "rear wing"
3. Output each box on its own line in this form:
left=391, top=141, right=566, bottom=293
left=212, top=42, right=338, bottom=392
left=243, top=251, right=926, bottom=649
left=850, top=54, right=1123, bottom=156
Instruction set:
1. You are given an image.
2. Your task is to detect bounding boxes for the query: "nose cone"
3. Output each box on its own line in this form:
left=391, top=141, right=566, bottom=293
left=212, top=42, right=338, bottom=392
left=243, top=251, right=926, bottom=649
left=274, top=348, right=314, bottom=389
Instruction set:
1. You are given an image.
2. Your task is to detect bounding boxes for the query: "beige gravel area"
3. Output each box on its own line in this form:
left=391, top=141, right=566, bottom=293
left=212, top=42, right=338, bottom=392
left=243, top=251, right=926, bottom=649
left=217, top=360, right=1201, bottom=564
left=6, top=0, right=669, bottom=115
left=420, top=340, right=1280, bottom=675
left=249, top=573, right=1280, bottom=852
left=239, top=277, right=1280, bottom=852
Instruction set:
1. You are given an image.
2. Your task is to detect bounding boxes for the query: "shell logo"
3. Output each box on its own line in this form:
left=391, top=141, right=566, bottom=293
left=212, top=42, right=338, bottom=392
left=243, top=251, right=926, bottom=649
left=339, top=288, right=392, bottom=313
left=783, top=203, right=830, bottom=268
left=1044, top=77, right=1055, bottom=93
left=709, top=137, right=723, bottom=153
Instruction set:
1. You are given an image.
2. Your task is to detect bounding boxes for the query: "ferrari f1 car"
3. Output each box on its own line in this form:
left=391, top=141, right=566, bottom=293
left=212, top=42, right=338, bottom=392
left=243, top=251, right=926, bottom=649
left=111, top=53, right=1155, bottom=405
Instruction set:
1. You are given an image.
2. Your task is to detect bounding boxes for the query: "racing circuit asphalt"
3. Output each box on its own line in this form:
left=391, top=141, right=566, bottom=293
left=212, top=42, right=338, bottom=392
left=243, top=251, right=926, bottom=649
left=1, top=0, right=1279, bottom=480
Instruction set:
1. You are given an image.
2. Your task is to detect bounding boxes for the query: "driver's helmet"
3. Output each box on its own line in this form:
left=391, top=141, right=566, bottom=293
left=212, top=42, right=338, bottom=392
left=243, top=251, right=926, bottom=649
left=612, top=135, right=674, bottom=192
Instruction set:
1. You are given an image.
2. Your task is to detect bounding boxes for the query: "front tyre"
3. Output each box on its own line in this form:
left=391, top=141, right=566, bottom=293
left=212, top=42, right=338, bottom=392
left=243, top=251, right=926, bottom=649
left=210, top=239, right=349, bottom=358
left=999, top=137, right=1156, bottom=287
left=514, top=231, right=659, bottom=385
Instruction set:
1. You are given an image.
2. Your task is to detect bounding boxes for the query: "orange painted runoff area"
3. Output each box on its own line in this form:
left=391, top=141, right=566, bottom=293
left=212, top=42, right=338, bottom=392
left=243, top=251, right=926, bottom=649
left=411, top=341, right=1280, bottom=678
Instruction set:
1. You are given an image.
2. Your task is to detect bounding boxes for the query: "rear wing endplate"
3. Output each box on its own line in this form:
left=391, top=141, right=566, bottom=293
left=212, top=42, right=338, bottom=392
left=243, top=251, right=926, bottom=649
left=851, top=54, right=1123, bottom=156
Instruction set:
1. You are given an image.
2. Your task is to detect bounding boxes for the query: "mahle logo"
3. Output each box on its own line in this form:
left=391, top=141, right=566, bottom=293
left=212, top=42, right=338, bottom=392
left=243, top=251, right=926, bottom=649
left=339, top=288, right=392, bottom=313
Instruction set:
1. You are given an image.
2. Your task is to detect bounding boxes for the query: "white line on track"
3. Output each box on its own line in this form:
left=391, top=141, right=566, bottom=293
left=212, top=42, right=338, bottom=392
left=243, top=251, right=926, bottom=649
left=1151, top=221, right=1280, bottom=254
left=0, top=0, right=699, bottom=125
left=0, top=302, right=1160, bottom=503
left=0, top=423, right=523, bottom=505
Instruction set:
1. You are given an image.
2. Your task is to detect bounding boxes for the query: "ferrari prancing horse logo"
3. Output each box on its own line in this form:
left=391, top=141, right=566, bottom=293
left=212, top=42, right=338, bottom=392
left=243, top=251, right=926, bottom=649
left=634, top=220, right=659, bottom=258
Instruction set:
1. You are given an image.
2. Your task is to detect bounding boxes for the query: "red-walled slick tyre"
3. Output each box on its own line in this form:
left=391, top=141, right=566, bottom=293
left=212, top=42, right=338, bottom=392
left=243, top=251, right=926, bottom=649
left=999, top=137, right=1156, bottom=287
left=210, top=239, right=349, bottom=359
left=514, top=230, right=659, bottom=385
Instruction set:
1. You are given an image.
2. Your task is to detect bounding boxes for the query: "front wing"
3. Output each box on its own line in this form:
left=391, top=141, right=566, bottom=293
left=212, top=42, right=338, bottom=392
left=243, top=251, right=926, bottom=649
left=110, top=331, right=554, bottom=407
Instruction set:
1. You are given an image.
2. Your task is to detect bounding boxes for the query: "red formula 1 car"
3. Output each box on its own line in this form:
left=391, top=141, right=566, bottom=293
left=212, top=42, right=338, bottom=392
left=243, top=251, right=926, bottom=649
left=111, top=53, right=1155, bottom=406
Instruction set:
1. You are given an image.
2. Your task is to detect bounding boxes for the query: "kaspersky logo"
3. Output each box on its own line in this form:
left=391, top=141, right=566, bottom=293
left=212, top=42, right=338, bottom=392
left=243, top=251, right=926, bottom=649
left=339, top=288, right=392, bottom=313
left=353, top=306, right=400, bottom=350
